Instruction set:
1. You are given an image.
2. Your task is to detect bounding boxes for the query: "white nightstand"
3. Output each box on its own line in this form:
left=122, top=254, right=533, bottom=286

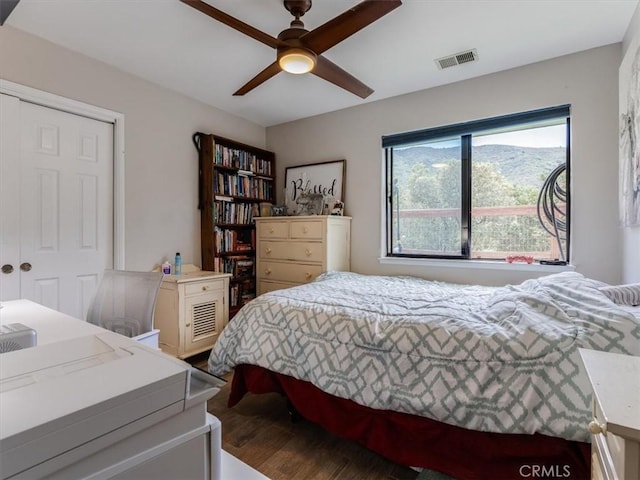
left=579, top=349, right=640, bottom=480
left=154, top=270, right=231, bottom=359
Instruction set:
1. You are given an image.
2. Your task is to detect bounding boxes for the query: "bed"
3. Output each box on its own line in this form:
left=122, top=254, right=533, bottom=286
left=208, top=271, right=640, bottom=479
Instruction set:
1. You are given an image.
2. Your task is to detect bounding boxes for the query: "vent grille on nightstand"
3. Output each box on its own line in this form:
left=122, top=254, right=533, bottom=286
left=192, top=301, right=216, bottom=339
left=0, top=323, right=37, bottom=353
left=435, top=49, right=479, bottom=70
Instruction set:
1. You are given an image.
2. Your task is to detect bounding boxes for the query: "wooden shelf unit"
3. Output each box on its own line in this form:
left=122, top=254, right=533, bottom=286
left=196, top=133, right=275, bottom=318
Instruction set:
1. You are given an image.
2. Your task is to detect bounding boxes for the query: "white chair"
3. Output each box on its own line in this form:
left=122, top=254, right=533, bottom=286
left=87, top=270, right=164, bottom=342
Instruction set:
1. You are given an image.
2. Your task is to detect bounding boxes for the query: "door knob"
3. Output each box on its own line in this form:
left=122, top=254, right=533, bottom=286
left=1, top=264, right=14, bottom=274
left=20, top=262, right=32, bottom=272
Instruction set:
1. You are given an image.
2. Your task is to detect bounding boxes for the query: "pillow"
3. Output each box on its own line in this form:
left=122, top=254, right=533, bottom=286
left=599, top=283, right=640, bottom=306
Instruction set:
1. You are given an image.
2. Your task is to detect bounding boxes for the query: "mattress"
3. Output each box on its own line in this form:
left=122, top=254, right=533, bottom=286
left=208, top=271, right=640, bottom=442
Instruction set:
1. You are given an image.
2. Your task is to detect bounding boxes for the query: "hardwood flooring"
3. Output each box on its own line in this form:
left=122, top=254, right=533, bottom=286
left=195, top=355, right=419, bottom=480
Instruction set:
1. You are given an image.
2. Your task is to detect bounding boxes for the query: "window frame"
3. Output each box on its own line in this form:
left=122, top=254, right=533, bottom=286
left=383, top=105, right=571, bottom=262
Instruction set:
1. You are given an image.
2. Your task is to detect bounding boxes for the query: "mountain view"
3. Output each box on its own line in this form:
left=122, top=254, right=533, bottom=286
left=389, top=143, right=568, bottom=260
left=393, top=144, right=565, bottom=190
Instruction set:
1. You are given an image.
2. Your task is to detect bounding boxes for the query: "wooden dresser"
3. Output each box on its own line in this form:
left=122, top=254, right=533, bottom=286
left=579, top=349, right=640, bottom=480
left=255, top=215, right=351, bottom=295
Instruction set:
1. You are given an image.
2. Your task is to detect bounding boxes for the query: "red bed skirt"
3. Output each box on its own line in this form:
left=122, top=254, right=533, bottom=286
left=229, top=364, right=590, bottom=480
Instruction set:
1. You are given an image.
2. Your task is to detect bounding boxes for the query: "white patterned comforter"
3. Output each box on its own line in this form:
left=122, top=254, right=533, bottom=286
left=208, top=271, right=640, bottom=442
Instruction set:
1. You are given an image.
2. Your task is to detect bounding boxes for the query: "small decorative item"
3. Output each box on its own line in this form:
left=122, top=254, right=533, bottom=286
left=285, top=160, right=345, bottom=215
left=270, top=205, right=287, bottom=216
left=506, top=255, right=534, bottom=264
left=259, top=202, right=272, bottom=217
left=322, top=195, right=335, bottom=215
left=295, top=192, right=324, bottom=216
left=330, top=201, right=344, bottom=216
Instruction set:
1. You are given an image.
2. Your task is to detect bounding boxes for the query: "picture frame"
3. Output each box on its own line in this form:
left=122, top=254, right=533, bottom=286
left=270, top=205, right=287, bottom=216
left=285, top=160, right=345, bottom=216
left=619, top=40, right=640, bottom=227
left=330, top=201, right=345, bottom=216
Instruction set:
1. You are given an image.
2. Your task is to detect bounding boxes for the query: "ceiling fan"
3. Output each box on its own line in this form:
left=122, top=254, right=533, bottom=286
left=0, top=0, right=20, bottom=25
left=180, top=0, right=402, bottom=98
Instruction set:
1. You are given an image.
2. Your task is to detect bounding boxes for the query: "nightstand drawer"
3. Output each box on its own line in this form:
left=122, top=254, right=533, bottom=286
left=290, top=220, right=323, bottom=240
left=184, top=279, right=224, bottom=296
left=260, top=241, right=323, bottom=262
left=257, top=221, right=289, bottom=239
left=259, top=261, right=323, bottom=284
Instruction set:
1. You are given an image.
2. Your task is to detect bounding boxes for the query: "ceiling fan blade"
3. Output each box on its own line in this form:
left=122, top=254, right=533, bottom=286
left=301, top=0, right=402, bottom=55
left=312, top=56, right=373, bottom=99
left=234, top=61, right=282, bottom=96
left=0, top=0, right=20, bottom=25
left=180, top=0, right=284, bottom=50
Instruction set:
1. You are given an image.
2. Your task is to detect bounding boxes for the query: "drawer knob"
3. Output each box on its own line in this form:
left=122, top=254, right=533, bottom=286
left=269, top=228, right=275, bottom=234
left=265, top=247, right=272, bottom=254
left=305, top=248, right=312, bottom=256
left=202, top=285, right=208, bottom=291
left=186, top=323, right=191, bottom=327
left=303, top=227, right=308, bottom=234
left=305, top=272, right=312, bottom=279
left=588, top=420, right=606, bottom=435
left=265, top=268, right=272, bottom=275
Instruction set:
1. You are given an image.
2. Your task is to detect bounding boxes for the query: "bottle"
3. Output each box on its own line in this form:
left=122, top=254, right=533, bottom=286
left=174, top=252, right=182, bottom=275
left=161, top=259, right=171, bottom=275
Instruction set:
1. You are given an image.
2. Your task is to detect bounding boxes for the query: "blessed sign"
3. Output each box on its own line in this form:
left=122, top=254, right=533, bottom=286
left=285, top=160, right=345, bottom=215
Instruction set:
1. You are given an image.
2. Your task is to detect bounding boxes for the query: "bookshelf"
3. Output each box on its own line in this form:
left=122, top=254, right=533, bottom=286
left=194, top=133, right=275, bottom=318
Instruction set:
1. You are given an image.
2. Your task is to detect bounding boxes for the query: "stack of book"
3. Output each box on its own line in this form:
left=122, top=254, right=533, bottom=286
left=213, top=145, right=272, bottom=176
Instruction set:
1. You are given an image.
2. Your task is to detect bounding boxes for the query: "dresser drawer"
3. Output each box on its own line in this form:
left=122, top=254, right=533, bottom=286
left=184, top=279, right=224, bottom=296
left=259, top=261, right=323, bottom=284
left=257, top=221, right=289, bottom=239
left=260, top=241, right=323, bottom=262
left=258, top=280, right=295, bottom=296
left=290, top=220, right=323, bottom=240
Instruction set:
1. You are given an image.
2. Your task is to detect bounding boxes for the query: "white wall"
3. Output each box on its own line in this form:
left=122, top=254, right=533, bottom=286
left=1, top=25, right=625, bottom=285
left=0, top=26, right=266, bottom=271
left=267, top=45, right=622, bottom=285
left=621, top=3, right=640, bottom=284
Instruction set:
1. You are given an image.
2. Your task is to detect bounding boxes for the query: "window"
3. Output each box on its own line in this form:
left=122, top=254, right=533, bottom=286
left=384, top=105, right=570, bottom=263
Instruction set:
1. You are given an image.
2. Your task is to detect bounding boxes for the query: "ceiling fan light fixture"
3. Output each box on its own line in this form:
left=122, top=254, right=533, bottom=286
left=278, top=48, right=317, bottom=74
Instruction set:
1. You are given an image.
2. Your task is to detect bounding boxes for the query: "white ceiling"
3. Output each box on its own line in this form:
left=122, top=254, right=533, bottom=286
left=6, top=0, right=639, bottom=127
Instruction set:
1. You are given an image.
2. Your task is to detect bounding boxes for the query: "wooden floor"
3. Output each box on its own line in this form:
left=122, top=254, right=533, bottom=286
left=194, top=356, right=419, bottom=480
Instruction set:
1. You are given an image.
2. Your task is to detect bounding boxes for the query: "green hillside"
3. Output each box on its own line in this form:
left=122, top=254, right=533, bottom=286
left=393, top=144, right=565, bottom=189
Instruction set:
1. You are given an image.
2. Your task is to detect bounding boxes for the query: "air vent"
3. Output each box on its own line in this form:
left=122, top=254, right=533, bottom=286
left=435, top=49, right=479, bottom=70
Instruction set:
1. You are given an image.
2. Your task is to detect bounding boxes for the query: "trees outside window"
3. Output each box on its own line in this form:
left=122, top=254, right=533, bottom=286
left=384, top=106, right=570, bottom=262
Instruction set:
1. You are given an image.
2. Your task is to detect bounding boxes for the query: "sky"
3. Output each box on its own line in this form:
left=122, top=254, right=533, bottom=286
left=405, top=123, right=567, bottom=150
left=473, top=124, right=566, bottom=148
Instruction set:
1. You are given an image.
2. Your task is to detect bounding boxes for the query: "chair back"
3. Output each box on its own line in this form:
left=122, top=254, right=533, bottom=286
left=87, top=270, right=164, bottom=337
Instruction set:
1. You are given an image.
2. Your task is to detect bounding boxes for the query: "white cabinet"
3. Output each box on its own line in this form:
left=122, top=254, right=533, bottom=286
left=255, top=216, right=351, bottom=295
left=154, top=271, right=230, bottom=359
left=579, top=349, right=640, bottom=480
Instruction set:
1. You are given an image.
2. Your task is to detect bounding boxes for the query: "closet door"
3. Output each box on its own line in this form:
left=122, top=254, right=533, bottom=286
left=0, top=93, right=114, bottom=318
left=0, top=94, right=21, bottom=300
